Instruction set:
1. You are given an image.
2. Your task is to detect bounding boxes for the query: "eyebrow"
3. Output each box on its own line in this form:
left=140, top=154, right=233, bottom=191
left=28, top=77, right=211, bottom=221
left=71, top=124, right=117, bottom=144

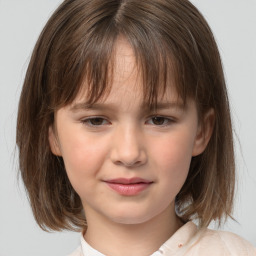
left=70, top=101, right=185, bottom=112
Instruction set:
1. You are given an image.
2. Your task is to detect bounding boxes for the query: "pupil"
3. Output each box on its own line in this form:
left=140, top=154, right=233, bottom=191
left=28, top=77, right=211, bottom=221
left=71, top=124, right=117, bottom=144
left=153, top=117, right=164, bottom=125
left=91, top=118, right=103, bottom=125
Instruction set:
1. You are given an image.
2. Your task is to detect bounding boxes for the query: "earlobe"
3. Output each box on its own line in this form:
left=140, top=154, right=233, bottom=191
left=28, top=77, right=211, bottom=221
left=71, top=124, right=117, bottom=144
left=192, top=108, right=215, bottom=156
left=48, top=126, right=62, bottom=156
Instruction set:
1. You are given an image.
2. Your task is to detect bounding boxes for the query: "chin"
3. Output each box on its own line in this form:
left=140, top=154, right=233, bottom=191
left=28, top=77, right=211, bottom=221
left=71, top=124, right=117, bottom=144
left=106, top=209, right=160, bottom=225
left=111, top=216, right=152, bottom=225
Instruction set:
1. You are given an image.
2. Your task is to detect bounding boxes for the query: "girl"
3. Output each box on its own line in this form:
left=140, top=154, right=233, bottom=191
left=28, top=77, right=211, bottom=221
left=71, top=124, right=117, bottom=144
left=16, top=0, right=256, bottom=255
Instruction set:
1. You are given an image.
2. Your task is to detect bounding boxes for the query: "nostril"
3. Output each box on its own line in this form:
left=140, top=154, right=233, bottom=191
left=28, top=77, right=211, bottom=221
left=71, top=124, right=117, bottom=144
left=115, top=160, right=140, bottom=167
left=110, top=138, right=147, bottom=167
left=114, top=158, right=145, bottom=168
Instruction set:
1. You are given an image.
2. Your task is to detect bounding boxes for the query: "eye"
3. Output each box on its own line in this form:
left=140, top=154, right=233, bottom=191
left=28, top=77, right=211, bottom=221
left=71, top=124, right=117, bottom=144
left=147, top=116, right=174, bottom=126
left=81, top=117, right=110, bottom=126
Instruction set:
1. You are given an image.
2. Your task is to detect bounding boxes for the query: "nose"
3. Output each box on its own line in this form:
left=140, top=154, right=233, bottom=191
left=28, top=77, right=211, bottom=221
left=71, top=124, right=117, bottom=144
left=110, top=125, right=147, bottom=168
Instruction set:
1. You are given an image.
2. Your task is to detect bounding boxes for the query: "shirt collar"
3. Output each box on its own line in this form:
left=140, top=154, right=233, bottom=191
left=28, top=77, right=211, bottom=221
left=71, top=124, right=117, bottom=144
left=80, top=221, right=199, bottom=256
left=152, top=221, right=199, bottom=255
left=81, top=235, right=105, bottom=256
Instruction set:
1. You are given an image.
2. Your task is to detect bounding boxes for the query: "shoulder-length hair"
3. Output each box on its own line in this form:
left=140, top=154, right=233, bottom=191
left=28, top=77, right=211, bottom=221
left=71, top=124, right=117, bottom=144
left=17, top=0, right=235, bottom=231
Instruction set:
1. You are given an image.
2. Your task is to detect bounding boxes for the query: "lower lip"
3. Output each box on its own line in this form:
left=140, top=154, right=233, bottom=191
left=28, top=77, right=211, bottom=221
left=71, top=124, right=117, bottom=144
left=106, top=182, right=152, bottom=196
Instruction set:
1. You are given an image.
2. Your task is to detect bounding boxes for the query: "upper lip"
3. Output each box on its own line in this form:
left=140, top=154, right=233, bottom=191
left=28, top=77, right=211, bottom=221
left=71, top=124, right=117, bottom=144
left=104, top=177, right=153, bottom=184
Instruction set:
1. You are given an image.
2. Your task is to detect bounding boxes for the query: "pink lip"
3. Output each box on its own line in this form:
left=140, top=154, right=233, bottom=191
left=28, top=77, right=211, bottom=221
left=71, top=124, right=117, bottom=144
left=104, top=178, right=153, bottom=196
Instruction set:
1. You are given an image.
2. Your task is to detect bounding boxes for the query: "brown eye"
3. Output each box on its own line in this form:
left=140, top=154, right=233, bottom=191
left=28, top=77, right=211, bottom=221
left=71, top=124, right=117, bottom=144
left=152, top=117, right=166, bottom=125
left=146, top=116, right=174, bottom=126
left=89, top=118, right=105, bottom=125
left=81, top=117, right=109, bottom=126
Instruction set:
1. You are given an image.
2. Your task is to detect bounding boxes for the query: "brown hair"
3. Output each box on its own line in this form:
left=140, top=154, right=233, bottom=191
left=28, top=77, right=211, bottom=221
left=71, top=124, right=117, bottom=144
left=16, top=0, right=235, bottom=231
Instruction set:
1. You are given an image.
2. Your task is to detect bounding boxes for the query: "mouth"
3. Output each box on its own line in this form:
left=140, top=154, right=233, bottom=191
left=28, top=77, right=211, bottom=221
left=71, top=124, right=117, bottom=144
left=105, top=177, right=153, bottom=184
left=104, top=177, right=153, bottom=196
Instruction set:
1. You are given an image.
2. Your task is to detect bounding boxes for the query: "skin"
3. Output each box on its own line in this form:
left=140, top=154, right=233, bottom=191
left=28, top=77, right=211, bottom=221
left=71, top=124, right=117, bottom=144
left=49, top=37, right=214, bottom=256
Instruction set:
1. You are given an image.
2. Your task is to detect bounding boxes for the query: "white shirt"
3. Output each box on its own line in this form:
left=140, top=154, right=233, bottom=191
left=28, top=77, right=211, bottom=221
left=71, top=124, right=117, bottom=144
left=68, top=221, right=256, bottom=256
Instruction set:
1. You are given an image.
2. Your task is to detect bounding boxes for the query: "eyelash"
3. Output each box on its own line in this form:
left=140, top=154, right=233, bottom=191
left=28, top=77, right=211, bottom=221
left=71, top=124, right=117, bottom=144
left=80, top=116, right=175, bottom=127
left=81, top=117, right=110, bottom=127
left=146, top=116, right=175, bottom=126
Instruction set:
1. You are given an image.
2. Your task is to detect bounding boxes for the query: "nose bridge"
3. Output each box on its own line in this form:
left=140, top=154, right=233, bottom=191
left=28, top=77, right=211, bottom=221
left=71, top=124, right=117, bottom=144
left=111, top=123, right=146, bottom=167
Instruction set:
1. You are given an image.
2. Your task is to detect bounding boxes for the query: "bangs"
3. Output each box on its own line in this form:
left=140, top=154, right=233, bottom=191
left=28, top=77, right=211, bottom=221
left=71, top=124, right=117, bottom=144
left=67, top=37, right=186, bottom=109
left=50, top=33, right=187, bottom=111
left=45, top=0, right=200, bottom=112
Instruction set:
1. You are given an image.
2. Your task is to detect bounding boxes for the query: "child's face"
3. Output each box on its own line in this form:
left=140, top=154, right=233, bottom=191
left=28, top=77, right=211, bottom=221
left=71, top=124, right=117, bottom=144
left=49, top=38, right=208, bottom=226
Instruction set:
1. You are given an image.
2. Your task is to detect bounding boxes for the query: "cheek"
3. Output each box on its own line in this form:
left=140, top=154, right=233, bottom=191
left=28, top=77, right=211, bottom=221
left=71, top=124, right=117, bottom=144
left=150, top=130, right=196, bottom=185
left=58, top=128, right=108, bottom=190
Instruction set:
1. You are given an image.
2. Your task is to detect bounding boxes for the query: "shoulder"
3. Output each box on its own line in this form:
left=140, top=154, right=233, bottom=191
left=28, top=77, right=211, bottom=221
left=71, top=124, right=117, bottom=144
left=192, top=228, right=256, bottom=256
left=67, top=246, right=83, bottom=256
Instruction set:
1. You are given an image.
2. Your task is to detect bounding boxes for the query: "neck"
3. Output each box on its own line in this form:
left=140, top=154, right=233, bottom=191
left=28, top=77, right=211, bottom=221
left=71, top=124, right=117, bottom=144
left=84, top=205, right=183, bottom=256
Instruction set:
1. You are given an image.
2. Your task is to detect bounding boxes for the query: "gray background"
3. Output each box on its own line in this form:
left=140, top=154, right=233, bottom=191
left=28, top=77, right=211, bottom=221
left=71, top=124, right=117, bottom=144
left=0, top=0, right=255, bottom=255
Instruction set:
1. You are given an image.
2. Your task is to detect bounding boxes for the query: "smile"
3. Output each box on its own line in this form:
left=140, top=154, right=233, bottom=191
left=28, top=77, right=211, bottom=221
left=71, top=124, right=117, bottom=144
left=104, top=178, right=153, bottom=196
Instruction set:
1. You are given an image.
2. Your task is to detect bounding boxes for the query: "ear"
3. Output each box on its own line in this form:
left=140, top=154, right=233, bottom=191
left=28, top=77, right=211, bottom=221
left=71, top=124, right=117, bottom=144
left=48, top=126, right=62, bottom=156
left=192, top=108, right=215, bottom=156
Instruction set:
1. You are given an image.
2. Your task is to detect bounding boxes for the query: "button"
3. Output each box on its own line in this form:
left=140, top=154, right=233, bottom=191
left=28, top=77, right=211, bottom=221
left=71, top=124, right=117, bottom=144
left=158, top=248, right=164, bottom=254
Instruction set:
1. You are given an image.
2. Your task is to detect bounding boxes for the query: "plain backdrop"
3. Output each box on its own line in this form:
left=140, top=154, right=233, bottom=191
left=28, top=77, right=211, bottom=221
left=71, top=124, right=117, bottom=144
left=0, top=0, right=255, bottom=255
